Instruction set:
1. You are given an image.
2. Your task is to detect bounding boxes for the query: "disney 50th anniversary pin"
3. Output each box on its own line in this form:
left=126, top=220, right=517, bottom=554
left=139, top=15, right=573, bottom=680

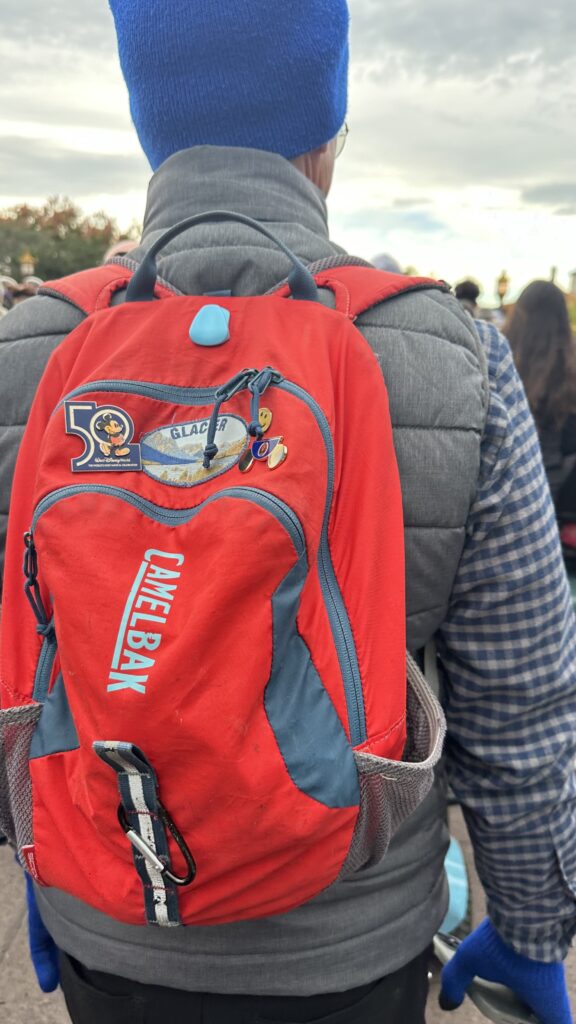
left=65, top=401, right=142, bottom=473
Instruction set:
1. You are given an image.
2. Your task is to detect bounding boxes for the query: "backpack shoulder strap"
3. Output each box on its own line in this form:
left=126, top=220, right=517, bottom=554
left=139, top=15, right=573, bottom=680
left=315, top=264, right=450, bottom=320
left=274, top=260, right=450, bottom=320
left=39, top=262, right=175, bottom=316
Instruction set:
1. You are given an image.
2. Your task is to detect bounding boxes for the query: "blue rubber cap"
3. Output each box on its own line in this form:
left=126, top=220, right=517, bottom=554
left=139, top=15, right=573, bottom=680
left=189, top=305, right=231, bottom=347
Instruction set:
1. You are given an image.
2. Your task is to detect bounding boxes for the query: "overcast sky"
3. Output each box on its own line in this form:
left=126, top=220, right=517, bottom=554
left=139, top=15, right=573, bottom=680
left=1, top=1, right=575, bottom=301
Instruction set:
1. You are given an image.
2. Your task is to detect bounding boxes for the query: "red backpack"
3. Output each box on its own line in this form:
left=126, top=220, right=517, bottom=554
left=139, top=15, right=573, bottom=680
left=0, top=213, right=445, bottom=927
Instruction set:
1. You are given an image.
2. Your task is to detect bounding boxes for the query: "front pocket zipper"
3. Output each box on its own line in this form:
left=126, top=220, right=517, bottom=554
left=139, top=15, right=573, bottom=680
left=26, top=486, right=305, bottom=706
left=33, top=623, right=57, bottom=703
left=49, top=373, right=367, bottom=744
left=55, top=373, right=260, bottom=411
left=277, top=380, right=366, bottom=746
left=31, top=485, right=305, bottom=555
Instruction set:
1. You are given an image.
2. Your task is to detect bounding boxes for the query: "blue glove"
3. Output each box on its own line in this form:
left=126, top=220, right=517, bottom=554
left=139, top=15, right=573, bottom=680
left=25, top=873, right=60, bottom=993
left=440, top=918, right=572, bottom=1024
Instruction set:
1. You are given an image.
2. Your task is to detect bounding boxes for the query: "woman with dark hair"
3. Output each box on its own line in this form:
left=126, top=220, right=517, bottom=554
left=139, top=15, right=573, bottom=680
left=506, top=279, right=576, bottom=534
left=454, top=279, right=481, bottom=318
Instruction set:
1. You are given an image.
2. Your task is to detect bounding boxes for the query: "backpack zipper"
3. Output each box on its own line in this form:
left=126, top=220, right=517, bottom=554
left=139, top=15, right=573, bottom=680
left=55, top=375, right=251, bottom=411
left=277, top=380, right=366, bottom=746
left=26, top=485, right=305, bottom=704
left=30, top=485, right=305, bottom=557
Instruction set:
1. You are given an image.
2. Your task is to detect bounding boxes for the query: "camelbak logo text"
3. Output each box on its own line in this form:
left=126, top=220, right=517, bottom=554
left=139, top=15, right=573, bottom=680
left=107, top=549, right=184, bottom=695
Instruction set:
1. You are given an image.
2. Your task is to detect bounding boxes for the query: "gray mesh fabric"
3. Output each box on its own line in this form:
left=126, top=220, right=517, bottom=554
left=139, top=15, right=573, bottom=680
left=339, top=655, right=446, bottom=877
left=0, top=704, right=42, bottom=849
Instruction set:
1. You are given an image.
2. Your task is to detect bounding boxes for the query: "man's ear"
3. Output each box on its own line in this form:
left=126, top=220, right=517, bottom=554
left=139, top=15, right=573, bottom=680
left=290, top=138, right=337, bottom=196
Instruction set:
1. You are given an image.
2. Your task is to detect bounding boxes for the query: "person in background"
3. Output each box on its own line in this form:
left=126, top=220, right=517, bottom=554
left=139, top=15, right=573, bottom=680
left=0, top=3, right=575, bottom=1023
left=103, top=238, right=139, bottom=262
left=371, top=252, right=403, bottom=274
left=0, top=275, right=17, bottom=312
left=506, top=280, right=576, bottom=525
left=454, top=279, right=481, bottom=318
left=10, top=280, right=41, bottom=306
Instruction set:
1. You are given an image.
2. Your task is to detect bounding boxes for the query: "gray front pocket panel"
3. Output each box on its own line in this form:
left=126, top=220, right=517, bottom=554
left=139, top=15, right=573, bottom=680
left=338, top=655, right=446, bottom=877
left=265, top=551, right=360, bottom=809
left=0, top=704, right=42, bottom=850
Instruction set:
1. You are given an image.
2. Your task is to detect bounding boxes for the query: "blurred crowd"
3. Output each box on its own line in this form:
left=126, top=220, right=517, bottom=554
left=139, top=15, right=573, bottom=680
left=0, top=240, right=138, bottom=316
left=371, top=257, right=576, bottom=538
left=0, top=275, right=43, bottom=314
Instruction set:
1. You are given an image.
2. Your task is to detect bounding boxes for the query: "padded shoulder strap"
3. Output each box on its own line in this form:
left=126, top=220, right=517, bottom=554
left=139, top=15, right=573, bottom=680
left=315, top=265, right=450, bottom=319
left=275, top=263, right=450, bottom=319
left=39, top=263, right=175, bottom=316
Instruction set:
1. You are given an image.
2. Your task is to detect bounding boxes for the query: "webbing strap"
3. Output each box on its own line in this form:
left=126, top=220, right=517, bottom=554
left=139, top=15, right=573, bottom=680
left=93, top=741, right=180, bottom=927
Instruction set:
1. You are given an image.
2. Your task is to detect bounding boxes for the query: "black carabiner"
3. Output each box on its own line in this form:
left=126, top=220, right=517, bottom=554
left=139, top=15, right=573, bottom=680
left=118, top=802, right=197, bottom=887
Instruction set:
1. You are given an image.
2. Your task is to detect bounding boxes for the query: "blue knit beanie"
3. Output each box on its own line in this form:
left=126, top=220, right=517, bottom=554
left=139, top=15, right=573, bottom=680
left=108, top=0, right=349, bottom=171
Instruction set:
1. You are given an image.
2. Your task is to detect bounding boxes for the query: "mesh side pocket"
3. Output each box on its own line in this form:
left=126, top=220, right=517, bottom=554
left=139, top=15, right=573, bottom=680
left=0, top=704, right=42, bottom=850
left=339, top=655, right=446, bottom=878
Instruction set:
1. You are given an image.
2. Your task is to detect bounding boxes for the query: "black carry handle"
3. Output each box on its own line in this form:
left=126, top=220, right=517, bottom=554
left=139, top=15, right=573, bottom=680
left=125, top=210, right=319, bottom=304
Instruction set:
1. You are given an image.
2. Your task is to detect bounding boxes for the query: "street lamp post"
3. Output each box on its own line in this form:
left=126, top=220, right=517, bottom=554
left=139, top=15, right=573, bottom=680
left=19, top=250, right=36, bottom=279
left=496, top=270, right=509, bottom=309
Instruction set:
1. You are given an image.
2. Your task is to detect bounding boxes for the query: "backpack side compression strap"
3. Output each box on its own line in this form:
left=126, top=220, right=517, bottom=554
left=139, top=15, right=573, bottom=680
left=39, top=263, right=176, bottom=316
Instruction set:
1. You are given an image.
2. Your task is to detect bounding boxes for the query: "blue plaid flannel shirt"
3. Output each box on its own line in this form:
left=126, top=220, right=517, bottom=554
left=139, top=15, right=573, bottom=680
left=437, top=318, right=576, bottom=962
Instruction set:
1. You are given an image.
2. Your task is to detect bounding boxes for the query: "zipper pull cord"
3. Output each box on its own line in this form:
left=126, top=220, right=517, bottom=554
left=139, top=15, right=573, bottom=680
left=202, top=368, right=257, bottom=469
left=248, top=368, right=276, bottom=438
left=23, top=532, right=51, bottom=630
left=202, top=395, right=226, bottom=469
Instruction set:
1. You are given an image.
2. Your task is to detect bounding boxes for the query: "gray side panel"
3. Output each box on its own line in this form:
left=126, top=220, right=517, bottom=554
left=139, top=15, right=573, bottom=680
left=30, top=673, right=79, bottom=759
left=0, top=294, right=84, bottom=584
left=265, top=552, right=359, bottom=809
left=405, top=525, right=467, bottom=651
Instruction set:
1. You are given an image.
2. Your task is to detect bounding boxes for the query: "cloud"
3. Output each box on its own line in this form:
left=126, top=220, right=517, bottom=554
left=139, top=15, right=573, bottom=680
left=350, top=0, right=576, bottom=81
left=392, top=197, right=432, bottom=209
left=339, top=206, right=452, bottom=238
left=0, top=96, right=129, bottom=133
left=3, top=0, right=113, bottom=49
left=522, top=184, right=576, bottom=212
left=342, top=71, right=575, bottom=191
left=0, top=136, right=147, bottom=200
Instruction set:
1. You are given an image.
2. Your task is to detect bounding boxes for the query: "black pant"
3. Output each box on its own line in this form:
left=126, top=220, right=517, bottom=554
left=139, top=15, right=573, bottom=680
left=59, top=947, right=431, bottom=1024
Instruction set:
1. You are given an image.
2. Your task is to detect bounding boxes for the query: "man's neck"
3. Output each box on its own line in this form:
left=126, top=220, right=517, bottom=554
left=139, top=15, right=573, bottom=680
left=143, top=146, right=331, bottom=241
left=133, top=146, right=342, bottom=298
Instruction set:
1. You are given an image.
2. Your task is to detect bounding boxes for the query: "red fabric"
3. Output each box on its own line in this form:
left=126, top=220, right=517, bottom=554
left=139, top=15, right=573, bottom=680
left=276, top=265, right=448, bottom=319
left=1, top=267, right=409, bottom=925
left=41, top=264, right=174, bottom=314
